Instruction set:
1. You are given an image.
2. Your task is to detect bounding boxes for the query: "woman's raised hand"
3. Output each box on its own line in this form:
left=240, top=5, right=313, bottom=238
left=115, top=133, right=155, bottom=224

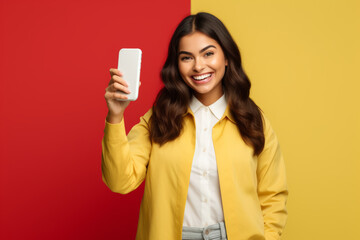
left=104, top=68, right=131, bottom=123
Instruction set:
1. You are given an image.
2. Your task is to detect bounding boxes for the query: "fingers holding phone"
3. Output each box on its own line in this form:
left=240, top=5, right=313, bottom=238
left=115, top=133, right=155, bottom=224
left=104, top=48, right=142, bottom=123
left=109, top=69, right=131, bottom=96
left=105, top=69, right=131, bottom=122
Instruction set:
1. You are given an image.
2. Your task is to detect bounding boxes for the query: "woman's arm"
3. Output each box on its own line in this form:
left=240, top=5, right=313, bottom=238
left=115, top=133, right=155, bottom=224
left=102, top=68, right=151, bottom=194
left=256, top=115, right=288, bottom=240
left=102, top=111, right=152, bottom=194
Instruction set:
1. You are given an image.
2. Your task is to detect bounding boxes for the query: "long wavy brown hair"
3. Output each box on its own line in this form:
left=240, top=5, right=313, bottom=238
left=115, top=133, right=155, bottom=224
left=149, top=12, right=265, bottom=156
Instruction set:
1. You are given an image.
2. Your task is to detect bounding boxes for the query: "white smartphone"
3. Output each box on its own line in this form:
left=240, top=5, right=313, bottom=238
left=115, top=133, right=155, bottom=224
left=117, top=48, right=142, bottom=101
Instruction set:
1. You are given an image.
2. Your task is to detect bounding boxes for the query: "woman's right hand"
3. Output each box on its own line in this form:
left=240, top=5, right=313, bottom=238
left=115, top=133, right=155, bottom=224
left=104, top=68, right=131, bottom=123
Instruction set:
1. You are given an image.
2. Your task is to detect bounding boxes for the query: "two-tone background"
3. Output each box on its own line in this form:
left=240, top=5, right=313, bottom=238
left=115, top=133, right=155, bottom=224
left=1, top=0, right=359, bottom=239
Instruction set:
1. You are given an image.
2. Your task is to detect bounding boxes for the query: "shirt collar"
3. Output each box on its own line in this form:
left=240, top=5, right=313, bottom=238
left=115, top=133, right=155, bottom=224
left=189, top=94, right=227, bottom=120
left=189, top=95, right=203, bottom=114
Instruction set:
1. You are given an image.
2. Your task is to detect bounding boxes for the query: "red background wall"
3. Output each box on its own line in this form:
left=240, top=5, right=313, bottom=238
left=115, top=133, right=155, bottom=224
left=0, top=0, right=189, bottom=239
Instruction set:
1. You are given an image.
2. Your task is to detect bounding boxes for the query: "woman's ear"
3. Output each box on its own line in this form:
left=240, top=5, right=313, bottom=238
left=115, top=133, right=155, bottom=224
left=225, top=58, right=228, bottom=66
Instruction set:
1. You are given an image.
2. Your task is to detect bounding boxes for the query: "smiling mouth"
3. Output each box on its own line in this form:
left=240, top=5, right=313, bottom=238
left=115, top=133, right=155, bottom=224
left=192, top=73, right=213, bottom=81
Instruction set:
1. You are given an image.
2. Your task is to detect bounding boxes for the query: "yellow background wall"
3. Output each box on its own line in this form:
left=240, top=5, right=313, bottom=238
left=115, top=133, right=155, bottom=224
left=192, top=1, right=360, bottom=239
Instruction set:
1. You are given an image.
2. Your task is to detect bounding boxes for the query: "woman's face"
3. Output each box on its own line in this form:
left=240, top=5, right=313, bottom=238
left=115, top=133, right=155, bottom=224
left=178, top=31, right=227, bottom=106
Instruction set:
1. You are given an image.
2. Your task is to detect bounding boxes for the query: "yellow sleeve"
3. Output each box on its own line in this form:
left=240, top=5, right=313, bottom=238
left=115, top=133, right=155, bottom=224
left=257, top=115, right=288, bottom=240
left=101, top=110, right=152, bottom=194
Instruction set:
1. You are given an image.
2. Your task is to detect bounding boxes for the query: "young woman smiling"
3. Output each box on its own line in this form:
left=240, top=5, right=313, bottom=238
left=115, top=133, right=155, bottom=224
left=102, top=12, right=288, bottom=240
left=177, top=31, right=227, bottom=106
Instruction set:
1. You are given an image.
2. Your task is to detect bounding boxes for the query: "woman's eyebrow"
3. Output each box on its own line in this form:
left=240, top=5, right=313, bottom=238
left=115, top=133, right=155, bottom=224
left=200, top=45, right=216, bottom=53
left=179, top=45, right=217, bottom=56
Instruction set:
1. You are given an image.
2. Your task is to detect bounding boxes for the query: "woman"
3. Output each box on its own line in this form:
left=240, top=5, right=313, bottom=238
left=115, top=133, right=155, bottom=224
left=102, top=12, right=288, bottom=240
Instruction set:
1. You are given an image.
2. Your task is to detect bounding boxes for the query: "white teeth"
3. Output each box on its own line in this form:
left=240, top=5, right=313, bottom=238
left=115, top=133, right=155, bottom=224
left=193, top=73, right=211, bottom=80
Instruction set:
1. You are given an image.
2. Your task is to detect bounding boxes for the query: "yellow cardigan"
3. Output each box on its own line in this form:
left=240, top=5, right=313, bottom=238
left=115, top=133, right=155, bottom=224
left=102, top=107, right=288, bottom=240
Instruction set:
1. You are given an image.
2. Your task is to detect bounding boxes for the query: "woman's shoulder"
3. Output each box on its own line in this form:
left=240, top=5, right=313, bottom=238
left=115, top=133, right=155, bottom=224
left=126, top=108, right=153, bottom=136
left=260, top=111, right=271, bottom=130
left=136, top=107, right=153, bottom=126
left=260, top=111, right=279, bottom=144
left=142, top=108, right=153, bottom=120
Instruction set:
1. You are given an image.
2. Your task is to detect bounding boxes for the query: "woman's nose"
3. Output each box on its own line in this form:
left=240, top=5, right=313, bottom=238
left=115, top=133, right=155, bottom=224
left=193, top=58, right=205, bottom=72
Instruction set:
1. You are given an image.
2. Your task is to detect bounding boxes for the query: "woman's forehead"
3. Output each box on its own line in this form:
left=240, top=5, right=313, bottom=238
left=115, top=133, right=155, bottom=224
left=178, top=31, right=220, bottom=52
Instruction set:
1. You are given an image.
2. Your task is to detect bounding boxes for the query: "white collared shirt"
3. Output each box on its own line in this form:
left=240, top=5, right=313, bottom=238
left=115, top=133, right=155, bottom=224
left=182, top=94, right=227, bottom=228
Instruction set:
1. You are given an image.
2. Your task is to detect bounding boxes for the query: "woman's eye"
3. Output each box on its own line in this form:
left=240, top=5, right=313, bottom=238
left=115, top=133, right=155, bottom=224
left=205, top=51, right=214, bottom=57
left=181, top=56, right=192, bottom=61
